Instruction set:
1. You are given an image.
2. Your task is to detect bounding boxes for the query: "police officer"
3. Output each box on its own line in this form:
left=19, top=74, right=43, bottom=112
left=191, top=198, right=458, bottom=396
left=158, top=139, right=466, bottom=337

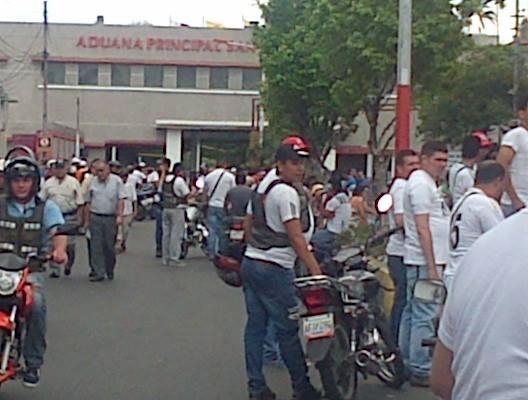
left=0, top=147, right=67, bottom=387
left=242, top=137, right=322, bottom=400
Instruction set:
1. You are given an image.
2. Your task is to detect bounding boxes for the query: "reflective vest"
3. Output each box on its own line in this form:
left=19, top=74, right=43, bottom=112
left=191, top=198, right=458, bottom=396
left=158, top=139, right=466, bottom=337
left=0, top=196, right=45, bottom=258
left=248, top=179, right=312, bottom=250
left=160, top=176, right=185, bottom=209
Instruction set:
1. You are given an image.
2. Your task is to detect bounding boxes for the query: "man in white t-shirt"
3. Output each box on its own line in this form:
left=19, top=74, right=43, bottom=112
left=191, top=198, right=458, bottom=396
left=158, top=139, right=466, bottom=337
left=311, top=173, right=352, bottom=264
left=400, top=140, right=449, bottom=387
left=242, top=138, right=322, bottom=400
left=445, top=161, right=505, bottom=292
left=498, top=96, right=528, bottom=216
left=159, top=162, right=190, bottom=267
left=448, top=135, right=481, bottom=206
left=116, top=171, right=138, bottom=253
left=127, top=164, right=146, bottom=189
left=431, top=209, right=528, bottom=400
left=204, top=164, right=236, bottom=256
left=386, top=149, right=419, bottom=343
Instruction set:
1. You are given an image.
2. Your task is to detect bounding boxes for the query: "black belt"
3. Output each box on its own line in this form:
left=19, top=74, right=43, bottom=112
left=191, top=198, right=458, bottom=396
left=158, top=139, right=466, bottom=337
left=91, top=212, right=116, bottom=217
left=63, top=210, right=77, bottom=216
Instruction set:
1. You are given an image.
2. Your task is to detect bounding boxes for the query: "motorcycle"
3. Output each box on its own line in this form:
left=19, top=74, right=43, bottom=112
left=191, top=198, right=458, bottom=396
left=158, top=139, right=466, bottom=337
left=292, top=239, right=405, bottom=400
left=212, top=215, right=246, bottom=288
left=135, top=183, right=159, bottom=222
left=180, top=203, right=208, bottom=259
left=0, top=224, right=77, bottom=389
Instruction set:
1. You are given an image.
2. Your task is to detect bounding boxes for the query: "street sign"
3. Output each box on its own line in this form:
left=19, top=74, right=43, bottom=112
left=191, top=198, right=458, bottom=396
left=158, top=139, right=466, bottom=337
left=39, top=137, right=51, bottom=148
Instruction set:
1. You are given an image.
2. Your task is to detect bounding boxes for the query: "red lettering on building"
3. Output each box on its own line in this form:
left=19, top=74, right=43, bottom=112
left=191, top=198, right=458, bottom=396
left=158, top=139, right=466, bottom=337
left=75, top=36, right=256, bottom=53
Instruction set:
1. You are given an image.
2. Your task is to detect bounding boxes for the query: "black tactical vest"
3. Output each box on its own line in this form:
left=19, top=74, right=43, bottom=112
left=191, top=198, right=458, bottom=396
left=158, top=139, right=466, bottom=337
left=160, top=177, right=185, bottom=209
left=248, top=179, right=312, bottom=250
left=0, top=196, right=45, bottom=258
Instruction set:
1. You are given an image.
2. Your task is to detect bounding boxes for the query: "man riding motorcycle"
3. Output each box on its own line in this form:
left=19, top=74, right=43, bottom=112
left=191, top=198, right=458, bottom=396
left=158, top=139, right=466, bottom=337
left=0, top=147, right=67, bottom=387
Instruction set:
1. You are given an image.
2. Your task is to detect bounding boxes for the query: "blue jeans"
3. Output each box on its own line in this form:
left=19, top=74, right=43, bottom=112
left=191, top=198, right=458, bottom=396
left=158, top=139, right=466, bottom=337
left=263, top=322, right=283, bottom=364
left=207, top=206, right=226, bottom=256
left=241, top=257, right=312, bottom=396
left=24, top=273, right=47, bottom=369
left=388, top=255, right=407, bottom=343
left=153, top=204, right=163, bottom=253
left=398, top=265, right=439, bottom=377
left=311, top=229, right=337, bottom=264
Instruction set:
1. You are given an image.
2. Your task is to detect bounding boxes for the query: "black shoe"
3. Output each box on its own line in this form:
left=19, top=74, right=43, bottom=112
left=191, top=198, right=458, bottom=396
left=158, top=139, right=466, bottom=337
left=294, top=386, right=322, bottom=400
left=89, top=276, right=105, bottom=282
left=49, top=271, right=60, bottom=279
left=64, top=265, right=72, bottom=276
left=107, top=272, right=114, bottom=281
left=155, top=250, right=162, bottom=258
left=88, top=271, right=96, bottom=278
left=250, top=387, right=277, bottom=400
left=409, top=374, right=430, bottom=387
left=22, top=367, right=40, bottom=388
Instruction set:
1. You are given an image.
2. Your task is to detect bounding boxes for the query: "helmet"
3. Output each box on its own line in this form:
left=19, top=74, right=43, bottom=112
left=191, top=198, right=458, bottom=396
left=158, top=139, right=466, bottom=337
left=213, top=255, right=242, bottom=288
left=281, top=136, right=310, bottom=157
left=4, top=146, right=42, bottom=198
left=472, top=131, right=493, bottom=148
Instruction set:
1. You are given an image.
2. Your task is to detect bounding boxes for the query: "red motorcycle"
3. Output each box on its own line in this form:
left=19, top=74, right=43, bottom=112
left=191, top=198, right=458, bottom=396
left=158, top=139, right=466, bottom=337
left=0, top=252, right=42, bottom=386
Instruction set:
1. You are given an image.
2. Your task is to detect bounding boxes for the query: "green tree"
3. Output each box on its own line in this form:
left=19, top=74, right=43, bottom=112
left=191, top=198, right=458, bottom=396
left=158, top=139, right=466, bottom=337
left=419, top=45, right=525, bottom=141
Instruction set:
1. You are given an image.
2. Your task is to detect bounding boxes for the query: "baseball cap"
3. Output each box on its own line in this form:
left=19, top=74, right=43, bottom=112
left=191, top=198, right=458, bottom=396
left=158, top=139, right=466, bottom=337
left=472, top=131, right=493, bottom=148
left=275, top=143, right=310, bottom=162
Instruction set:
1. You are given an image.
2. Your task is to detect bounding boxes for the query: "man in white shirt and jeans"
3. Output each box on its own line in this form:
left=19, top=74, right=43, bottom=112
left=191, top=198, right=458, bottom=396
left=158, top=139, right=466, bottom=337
left=386, top=149, right=419, bottom=343
left=498, top=95, right=528, bottom=216
left=400, top=140, right=449, bottom=387
left=432, top=209, right=528, bottom=400
left=444, top=161, right=505, bottom=293
left=204, top=163, right=236, bottom=256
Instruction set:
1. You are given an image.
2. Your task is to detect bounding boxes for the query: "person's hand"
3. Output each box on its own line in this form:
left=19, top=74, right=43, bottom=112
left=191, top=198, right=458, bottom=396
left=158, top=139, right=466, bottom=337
left=116, top=215, right=123, bottom=225
left=429, top=266, right=441, bottom=281
left=52, top=248, right=68, bottom=265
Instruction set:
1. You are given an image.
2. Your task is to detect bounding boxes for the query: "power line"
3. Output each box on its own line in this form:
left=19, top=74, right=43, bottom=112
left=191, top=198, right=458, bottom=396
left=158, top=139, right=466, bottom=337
left=0, top=27, right=43, bottom=84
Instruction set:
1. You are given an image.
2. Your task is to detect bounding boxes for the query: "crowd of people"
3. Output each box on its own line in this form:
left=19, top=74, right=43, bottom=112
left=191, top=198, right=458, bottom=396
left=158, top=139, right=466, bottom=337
left=2, top=94, right=528, bottom=398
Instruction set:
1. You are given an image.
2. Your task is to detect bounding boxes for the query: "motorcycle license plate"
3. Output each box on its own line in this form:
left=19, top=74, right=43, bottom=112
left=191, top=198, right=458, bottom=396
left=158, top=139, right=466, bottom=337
left=229, top=230, right=244, bottom=240
left=302, top=313, right=334, bottom=340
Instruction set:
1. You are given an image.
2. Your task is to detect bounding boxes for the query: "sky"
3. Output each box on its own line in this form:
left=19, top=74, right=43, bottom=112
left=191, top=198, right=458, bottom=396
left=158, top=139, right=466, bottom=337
left=0, top=0, right=527, bottom=43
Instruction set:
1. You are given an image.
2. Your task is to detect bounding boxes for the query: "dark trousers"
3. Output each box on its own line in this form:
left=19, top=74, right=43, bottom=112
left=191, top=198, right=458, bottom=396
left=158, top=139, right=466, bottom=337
left=388, top=255, right=407, bottom=343
left=153, top=204, right=163, bottom=253
left=89, top=214, right=118, bottom=279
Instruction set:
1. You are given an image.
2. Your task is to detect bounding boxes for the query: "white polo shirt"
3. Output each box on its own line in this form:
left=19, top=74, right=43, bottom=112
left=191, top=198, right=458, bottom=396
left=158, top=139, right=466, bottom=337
left=40, top=175, right=84, bottom=214
left=325, top=192, right=352, bottom=234
left=204, top=168, right=236, bottom=208
left=439, top=210, right=528, bottom=400
left=501, top=126, right=528, bottom=206
left=446, top=188, right=503, bottom=278
left=245, top=176, right=315, bottom=269
left=403, top=170, right=450, bottom=266
left=386, top=178, right=406, bottom=257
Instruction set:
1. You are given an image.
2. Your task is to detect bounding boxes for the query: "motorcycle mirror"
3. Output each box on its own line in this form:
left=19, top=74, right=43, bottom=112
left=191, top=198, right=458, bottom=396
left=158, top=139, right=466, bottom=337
left=375, top=193, right=393, bottom=215
left=196, top=177, right=205, bottom=190
left=413, top=279, right=447, bottom=305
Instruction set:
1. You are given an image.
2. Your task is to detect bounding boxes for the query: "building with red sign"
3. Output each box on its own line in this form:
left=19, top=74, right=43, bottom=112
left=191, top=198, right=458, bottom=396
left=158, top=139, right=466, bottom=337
left=0, top=17, right=261, bottom=167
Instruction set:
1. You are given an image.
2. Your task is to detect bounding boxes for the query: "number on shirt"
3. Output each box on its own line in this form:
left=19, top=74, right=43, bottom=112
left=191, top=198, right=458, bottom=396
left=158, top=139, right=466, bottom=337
left=450, top=213, right=462, bottom=250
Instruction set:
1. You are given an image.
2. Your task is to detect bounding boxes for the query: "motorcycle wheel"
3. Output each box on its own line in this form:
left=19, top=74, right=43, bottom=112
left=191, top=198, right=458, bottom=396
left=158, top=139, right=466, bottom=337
left=317, top=324, right=357, bottom=400
left=373, top=322, right=406, bottom=389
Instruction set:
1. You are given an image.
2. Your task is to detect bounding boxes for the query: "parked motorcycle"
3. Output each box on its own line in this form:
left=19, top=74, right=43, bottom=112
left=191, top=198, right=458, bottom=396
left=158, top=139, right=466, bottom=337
left=180, top=203, right=208, bottom=259
left=292, top=228, right=405, bottom=400
left=135, top=183, right=159, bottom=222
left=212, top=215, right=246, bottom=287
left=0, top=224, right=77, bottom=389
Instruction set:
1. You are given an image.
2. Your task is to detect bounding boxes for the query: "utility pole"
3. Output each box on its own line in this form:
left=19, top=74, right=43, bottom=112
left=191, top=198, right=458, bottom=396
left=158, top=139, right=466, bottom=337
left=513, top=0, right=521, bottom=114
left=395, top=0, right=412, bottom=151
left=42, top=1, right=49, bottom=136
left=75, top=97, right=81, bottom=158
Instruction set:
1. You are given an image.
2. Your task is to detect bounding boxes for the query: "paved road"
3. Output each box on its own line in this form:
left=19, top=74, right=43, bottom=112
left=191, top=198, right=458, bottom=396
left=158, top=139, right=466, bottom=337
left=2, top=222, right=435, bottom=400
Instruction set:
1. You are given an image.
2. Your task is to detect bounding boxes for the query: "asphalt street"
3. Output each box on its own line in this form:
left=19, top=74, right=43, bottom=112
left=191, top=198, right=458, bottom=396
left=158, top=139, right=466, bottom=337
left=2, top=221, right=436, bottom=400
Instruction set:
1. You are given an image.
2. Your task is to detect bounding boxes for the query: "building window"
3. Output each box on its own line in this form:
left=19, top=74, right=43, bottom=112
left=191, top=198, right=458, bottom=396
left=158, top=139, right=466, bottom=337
left=242, top=68, right=262, bottom=91
left=177, top=66, right=196, bottom=88
left=47, top=62, right=65, bottom=84
left=78, top=63, right=98, bottom=85
left=144, top=65, right=164, bottom=87
left=111, top=64, right=131, bottom=86
left=209, top=67, right=229, bottom=89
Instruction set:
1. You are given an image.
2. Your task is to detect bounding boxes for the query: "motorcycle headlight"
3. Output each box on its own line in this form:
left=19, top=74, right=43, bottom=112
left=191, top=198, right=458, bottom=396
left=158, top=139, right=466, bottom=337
left=0, top=270, right=23, bottom=296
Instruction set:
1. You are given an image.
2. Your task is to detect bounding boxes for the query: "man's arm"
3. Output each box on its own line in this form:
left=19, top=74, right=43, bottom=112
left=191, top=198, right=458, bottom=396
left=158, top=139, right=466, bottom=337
left=415, top=214, right=440, bottom=280
left=497, top=146, right=524, bottom=210
left=284, top=219, right=322, bottom=276
left=243, top=215, right=253, bottom=241
left=431, top=339, right=455, bottom=400
left=83, top=202, right=90, bottom=229
left=117, top=199, right=125, bottom=225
